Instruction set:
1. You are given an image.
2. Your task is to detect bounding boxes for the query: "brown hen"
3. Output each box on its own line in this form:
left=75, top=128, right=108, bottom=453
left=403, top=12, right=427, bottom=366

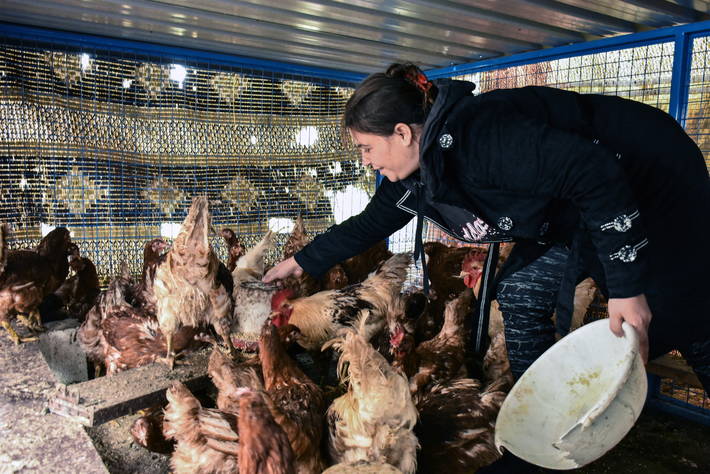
left=411, top=330, right=512, bottom=473
left=78, top=264, right=135, bottom=374
left=238, top=389, right=296, bottom=474
left=423, top=242, right=469, bottom=302
left=163, top=381, right=240, bottom=474
left=132, top=238, right=167, bottom=313
left=130, top=406, right=175, bottom=454
left=409, top=289, right=473, bottom=394
left=0, top=225, right=72, bottom=343
left=325, top=314, right=419, bottom=474
left=208, top=347, right=264, bottom=414
left=413, top=377, right=506, bottom=473
left=152, top=197, right=235, bottom=368
left=259, top=323, right=326, bottom=474
left=221, top=228, right=245, bottom=272
left=270, top=253, right=410, bottom=351
left=280, top=215, right=321, bottom=298
left=41, top=243, right=100, bottom=322
left=340, top=240, right=392, bottom=284
left=387, top=304, right=512, bottom=473
left=100, top=309, right=200, bottom=375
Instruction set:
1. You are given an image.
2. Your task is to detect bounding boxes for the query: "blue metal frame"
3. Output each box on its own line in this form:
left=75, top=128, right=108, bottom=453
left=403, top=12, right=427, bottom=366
left=646, top=375, right=710, bottom=427
left=669, top=30, right=694, bottom=125
left=426, top=20, right=710, bottom=82
left=0, top=22, right=365, bottom=85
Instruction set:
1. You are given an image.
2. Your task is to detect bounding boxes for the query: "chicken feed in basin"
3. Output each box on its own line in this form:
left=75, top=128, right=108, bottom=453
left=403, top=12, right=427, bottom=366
left=494, top=320, right=647, bottom=469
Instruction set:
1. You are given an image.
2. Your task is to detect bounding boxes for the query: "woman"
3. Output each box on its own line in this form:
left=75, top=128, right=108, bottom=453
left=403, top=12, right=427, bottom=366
left=264, top=63, right=710, bottom=394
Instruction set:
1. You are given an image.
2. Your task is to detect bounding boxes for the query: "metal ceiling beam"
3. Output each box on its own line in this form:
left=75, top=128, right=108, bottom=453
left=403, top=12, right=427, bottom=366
left=512, top=0, right=637, bottom=32
left=330, top=0, right=588, bottom=44
left=223, top=0, right=542, bottom=51
left=0, top=0, right=457, bottom=71
left=0, top=10, right=389, bottom=73
left=1, top=0, right=707, bottom=75
left=13, top=0, right=468, bottom=65
left=556, top=0, right=708, bottom=27
left=151, top=0, right=506, bottom=58
left=621, top=0, right=709, bottom=23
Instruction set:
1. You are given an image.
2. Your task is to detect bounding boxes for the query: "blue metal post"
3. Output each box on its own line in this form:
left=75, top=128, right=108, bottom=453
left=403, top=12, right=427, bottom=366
left=668, top=31, right=693, bottom=125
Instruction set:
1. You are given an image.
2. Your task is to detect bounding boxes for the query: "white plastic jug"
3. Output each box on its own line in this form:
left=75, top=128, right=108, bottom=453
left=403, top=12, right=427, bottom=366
left=494, top=320, right=647, bottom=469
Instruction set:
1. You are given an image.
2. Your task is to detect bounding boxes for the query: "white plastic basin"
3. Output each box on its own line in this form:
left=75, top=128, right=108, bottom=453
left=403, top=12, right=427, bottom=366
left=494, top=320, right=647, bottom=469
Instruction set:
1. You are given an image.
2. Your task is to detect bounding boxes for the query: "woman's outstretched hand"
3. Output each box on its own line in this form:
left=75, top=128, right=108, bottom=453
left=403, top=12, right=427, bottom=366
left=262, top=256, right=303, bottom=283
left=607, top=294, right=652, bottom=364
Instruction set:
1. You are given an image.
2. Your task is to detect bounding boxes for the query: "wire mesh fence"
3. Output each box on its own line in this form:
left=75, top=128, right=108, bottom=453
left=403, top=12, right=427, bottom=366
left=683, top=35, right=710, bottom=169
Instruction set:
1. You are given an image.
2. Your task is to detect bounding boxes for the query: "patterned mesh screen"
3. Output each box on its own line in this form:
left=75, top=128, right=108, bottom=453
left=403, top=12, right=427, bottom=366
left=0, top=37, right=372, bottom=284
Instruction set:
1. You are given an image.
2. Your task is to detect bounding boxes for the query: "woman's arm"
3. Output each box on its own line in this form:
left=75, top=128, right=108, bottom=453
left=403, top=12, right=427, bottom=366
left=264, top=178, right=413, bottom=281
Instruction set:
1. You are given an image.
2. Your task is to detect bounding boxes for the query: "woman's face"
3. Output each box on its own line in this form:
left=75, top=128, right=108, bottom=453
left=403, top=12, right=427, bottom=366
left=350, top=123, right=420, bottom=182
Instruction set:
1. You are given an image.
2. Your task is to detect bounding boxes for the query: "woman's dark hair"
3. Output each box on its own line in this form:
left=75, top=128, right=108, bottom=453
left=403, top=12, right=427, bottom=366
left=343, top=63, right=438, bottom=136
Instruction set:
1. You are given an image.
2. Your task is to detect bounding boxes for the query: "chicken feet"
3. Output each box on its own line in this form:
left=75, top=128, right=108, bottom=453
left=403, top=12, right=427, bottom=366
left=1, top=321, right=38, bottom=344
left=17, top=310, right=45, bottom=333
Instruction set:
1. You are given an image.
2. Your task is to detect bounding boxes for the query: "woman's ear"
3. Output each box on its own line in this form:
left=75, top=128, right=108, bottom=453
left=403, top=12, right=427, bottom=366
left=393, top=122, right=414, bottom=146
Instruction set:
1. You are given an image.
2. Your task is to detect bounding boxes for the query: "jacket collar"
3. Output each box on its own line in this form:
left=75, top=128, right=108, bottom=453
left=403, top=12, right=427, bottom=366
left=419, top=79, right=476, bottom=194
left=403, top=78, right=476, bottom=197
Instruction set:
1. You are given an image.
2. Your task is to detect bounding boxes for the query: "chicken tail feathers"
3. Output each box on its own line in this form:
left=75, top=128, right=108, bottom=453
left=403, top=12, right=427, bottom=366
left=233, top=230, right=276, bottom=281
left=259, top=230, right=275, bottom=251
left=365, top=253, right=410, bottom=290
left=163, top=381, right=203, bottom=444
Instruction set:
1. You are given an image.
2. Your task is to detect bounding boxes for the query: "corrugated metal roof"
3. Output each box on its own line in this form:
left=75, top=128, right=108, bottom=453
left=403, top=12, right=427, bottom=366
left=1, top=0, right=708, bottom=75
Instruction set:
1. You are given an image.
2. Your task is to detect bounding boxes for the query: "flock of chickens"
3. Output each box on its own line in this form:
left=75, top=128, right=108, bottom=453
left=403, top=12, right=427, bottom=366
left=0, top=195, right=601, bottom=473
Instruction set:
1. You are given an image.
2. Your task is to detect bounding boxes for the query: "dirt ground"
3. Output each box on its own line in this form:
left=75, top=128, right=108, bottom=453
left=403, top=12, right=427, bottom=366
left=86, top=412, right=171, bottom=474
left=87, top=403, right=709, bottom=474
left=576, top=407, right=710, bottom=473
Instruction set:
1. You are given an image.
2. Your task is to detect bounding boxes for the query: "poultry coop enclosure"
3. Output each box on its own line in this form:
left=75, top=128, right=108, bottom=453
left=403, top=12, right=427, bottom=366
left=0, top=17, right=709, bottom=470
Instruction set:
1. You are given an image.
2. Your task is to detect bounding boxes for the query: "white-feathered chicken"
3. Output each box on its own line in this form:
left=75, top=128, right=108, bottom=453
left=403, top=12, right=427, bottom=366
left=231, top=231, right=276, bottom=349
left=152, top=196, right=234, bottom=368
left=232, top=230, right=274, bottom=285
left=324, top=314, right=419, bottom=474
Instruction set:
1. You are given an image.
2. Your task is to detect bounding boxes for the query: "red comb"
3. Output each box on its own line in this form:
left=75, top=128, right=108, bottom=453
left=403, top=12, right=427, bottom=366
left=271, top=288, right=294, bottom=310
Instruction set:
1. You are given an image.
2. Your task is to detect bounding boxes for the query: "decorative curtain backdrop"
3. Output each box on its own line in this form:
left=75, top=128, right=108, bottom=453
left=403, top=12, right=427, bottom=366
left=0, top=38, right=371, bottom=283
